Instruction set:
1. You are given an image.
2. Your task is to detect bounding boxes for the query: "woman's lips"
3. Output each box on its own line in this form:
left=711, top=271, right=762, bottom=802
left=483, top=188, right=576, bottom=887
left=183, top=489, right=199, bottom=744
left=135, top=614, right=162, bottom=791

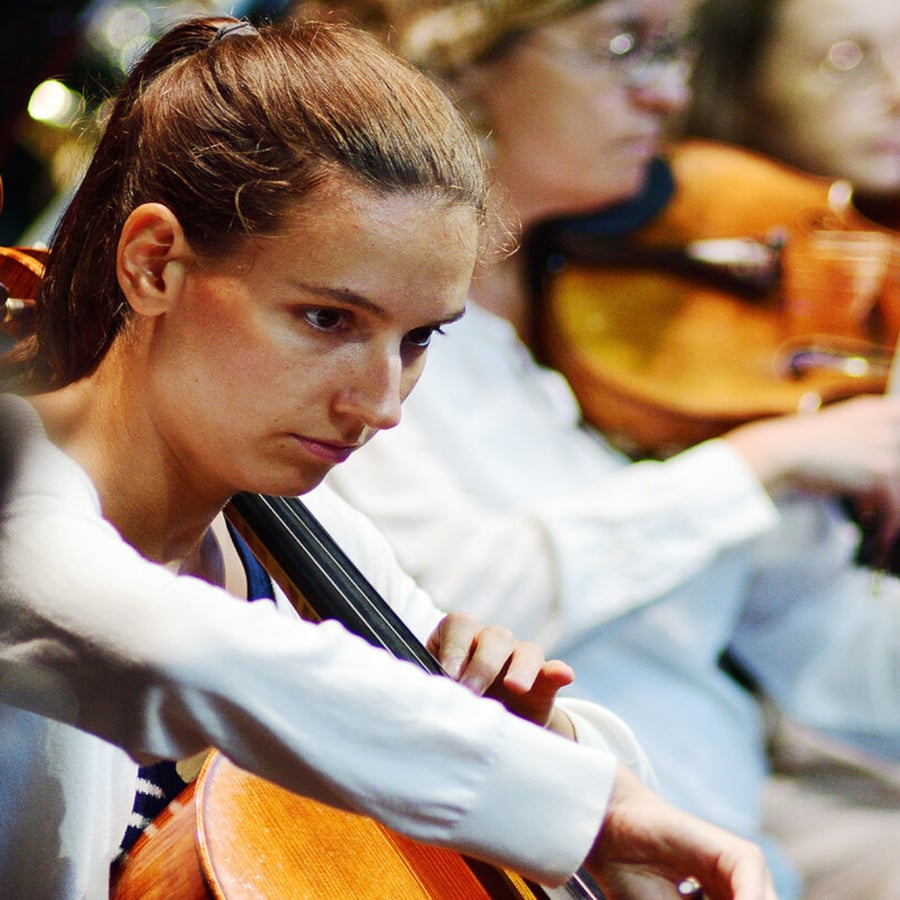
left=293, top=435, right=357, bottom=465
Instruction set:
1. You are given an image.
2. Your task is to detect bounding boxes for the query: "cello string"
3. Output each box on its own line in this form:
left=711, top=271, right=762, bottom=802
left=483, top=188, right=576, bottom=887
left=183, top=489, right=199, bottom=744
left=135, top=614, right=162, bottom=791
left=271, top=494, right=439, bottom=660
left=231, top=493, right=445, bottom=671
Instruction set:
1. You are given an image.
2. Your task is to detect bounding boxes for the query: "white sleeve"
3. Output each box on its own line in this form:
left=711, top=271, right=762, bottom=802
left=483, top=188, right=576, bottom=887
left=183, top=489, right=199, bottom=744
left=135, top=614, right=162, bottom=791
left=329, top=421, right=776, bottom=649
left=0, top=408, right=626, bottom=886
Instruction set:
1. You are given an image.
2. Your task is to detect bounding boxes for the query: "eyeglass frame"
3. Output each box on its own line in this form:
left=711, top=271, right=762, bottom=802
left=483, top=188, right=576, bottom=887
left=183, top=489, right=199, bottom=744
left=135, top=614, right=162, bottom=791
left=814, top=34, right=900, bottom=89
left=527, top=26, right=699, bottom=89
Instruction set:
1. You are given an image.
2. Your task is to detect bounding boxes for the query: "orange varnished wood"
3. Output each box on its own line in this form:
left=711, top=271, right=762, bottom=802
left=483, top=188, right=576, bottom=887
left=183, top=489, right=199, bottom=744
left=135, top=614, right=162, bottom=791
left=110, top=780, right=213, bottom=899
left=0, top=246, right=46, bottom=340
left=195, top=753, right=521, bottom=899
left=111, top=751, right=543, bottom=899
left=538, top=140, right=900, bottom=457
left=0, top=245, right=46, bottom=294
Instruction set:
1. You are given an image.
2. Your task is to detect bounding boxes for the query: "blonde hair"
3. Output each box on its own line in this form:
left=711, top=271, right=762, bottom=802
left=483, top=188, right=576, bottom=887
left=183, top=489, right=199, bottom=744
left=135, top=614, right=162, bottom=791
left=360, top=0, right=602, bottom=77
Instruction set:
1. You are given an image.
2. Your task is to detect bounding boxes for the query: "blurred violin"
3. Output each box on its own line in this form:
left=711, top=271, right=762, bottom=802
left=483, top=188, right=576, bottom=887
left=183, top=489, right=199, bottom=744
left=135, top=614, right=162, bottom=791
left=0, top=244, right=46, bottom=341
left=0, top=177, right=47, bottom=343
left=531, top=140, right=900, bottom=459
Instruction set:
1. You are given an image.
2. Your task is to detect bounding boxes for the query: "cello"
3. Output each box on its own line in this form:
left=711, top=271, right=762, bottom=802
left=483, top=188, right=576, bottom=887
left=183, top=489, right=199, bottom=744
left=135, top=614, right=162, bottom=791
left=109, top=492, right=604, bottom=900
left=531, top=140, right=900, bottom=459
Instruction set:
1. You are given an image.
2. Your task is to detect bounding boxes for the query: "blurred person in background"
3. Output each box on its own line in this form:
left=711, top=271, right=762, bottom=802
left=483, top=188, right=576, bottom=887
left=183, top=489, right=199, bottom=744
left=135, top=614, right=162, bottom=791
left=308, top=1, right=900, bottom=897
left=682, top=0, right=900, bottom=229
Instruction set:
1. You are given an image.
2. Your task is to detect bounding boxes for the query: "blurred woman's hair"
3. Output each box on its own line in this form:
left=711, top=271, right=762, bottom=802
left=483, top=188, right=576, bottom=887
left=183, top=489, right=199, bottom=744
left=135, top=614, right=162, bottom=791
left=678, top=0, right=780, bottom=147
left=289, top=1, right=606, bottom=78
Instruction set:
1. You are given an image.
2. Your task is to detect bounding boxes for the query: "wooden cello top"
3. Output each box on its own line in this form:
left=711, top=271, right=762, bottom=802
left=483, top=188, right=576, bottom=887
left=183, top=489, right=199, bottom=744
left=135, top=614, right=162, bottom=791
left=112, top=749, right=542, bottom=900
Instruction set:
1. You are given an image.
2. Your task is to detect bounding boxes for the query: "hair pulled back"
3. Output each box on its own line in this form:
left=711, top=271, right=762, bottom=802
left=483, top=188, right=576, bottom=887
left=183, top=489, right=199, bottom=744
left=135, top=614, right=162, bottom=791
left=21, top=16, right=487, bottom=389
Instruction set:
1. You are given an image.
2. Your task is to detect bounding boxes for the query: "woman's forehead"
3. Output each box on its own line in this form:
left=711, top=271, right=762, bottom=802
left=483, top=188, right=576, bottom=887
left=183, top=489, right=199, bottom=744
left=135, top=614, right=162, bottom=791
left=279, top=175, right=479, bottom=234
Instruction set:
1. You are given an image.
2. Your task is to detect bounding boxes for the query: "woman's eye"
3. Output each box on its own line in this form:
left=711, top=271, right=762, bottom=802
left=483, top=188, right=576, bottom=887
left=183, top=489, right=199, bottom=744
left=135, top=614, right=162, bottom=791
left=303, top=307, right=347, bottom=332
left=405, top=325, right=444, bottom=349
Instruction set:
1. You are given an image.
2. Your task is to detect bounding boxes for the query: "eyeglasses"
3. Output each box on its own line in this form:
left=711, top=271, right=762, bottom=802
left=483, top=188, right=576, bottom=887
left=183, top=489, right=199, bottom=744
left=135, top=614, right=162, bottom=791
left=530, top=28, right=698, bottom=89
left=815, top=35, right=900, bottom=88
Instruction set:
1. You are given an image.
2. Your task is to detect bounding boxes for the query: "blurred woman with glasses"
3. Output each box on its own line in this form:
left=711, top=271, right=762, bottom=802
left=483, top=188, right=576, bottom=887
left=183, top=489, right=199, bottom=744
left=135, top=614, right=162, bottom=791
left=308, top=1, right=900, bottom=897
left=683, top=0, right=900, bottom=228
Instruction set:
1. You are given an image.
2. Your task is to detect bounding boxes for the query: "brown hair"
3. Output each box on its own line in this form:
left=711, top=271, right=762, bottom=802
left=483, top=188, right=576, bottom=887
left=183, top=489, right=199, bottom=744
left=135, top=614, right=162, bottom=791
left=401, top=0, right=602, bottom=75
left=13, top=16, right=487, bottom=389
left=678, top=0, right=781, bottom=146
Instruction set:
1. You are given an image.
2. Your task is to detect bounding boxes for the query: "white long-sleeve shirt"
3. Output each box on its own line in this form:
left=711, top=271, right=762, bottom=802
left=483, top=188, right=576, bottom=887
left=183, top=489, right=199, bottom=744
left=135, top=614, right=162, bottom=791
left=0, top=394, right=655, bottom=899
left=327, top=301, right=900, bottom=899
left=332, top=304, right=779, bottom=649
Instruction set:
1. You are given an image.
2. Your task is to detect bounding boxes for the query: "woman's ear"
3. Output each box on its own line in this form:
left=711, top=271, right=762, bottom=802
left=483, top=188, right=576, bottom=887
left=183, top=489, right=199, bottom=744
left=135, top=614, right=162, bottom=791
left=117, top=203, right=191, bottom=316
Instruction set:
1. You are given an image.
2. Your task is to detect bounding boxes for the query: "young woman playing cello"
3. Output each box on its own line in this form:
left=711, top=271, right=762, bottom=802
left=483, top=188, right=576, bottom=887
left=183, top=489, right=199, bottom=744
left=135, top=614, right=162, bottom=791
left=0, top=14, right=773, bottom=900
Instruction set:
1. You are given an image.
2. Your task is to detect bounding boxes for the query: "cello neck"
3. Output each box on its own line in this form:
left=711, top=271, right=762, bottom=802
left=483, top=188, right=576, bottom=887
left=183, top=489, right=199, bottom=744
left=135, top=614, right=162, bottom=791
left=225, top=492, right=444, bottom=672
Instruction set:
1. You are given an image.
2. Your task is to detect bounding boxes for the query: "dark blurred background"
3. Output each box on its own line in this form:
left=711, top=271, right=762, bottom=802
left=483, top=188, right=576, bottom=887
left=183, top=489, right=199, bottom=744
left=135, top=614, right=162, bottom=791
left=0, top=0, right=293, bottom=246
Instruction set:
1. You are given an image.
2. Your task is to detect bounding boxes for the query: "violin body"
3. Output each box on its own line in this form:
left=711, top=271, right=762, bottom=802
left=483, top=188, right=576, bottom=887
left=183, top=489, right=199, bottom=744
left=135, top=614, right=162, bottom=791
left=0, top=245, right=46, bottom=340
left=535, top=140, right=900, bottom=458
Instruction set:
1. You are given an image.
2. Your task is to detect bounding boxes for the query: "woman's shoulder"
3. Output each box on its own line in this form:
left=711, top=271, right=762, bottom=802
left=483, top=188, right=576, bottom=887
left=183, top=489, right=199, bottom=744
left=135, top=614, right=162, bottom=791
left=0, top=392, right=102, bottom=515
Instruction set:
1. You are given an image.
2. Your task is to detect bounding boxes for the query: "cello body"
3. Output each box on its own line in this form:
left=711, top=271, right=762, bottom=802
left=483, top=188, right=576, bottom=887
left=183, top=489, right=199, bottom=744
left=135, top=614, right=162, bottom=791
left=534, top=140, right=900, bottom=458
left=110, top=751, right=540, bottom=900
left=107, top=493, right=601, bottom=900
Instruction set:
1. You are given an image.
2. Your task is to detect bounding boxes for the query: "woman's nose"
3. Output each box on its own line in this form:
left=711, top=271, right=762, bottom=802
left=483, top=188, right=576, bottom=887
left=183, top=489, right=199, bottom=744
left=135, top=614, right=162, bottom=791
left=631, top=60, right=693, bottom=116
left=334, top=348, right=405, bottom=431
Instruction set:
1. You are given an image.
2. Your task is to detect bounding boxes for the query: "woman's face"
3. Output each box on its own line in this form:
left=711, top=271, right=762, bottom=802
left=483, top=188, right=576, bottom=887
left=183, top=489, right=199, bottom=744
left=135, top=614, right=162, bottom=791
left=140, top=181, right=479, bottom=501
left=752, top=0, right=900, bottom=194
left=467, top=0, right=695, bottom=226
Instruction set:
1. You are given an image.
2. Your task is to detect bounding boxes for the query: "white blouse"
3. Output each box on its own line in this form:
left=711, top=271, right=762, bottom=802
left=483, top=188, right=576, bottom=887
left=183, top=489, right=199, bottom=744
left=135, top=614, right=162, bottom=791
left=0, top=394, right=654, bottom=899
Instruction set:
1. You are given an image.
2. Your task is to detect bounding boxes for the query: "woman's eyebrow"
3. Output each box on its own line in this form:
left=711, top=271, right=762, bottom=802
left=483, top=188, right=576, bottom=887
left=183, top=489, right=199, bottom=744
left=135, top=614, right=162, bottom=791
left=287, top=280, right=468, bottom=327
left=285, top=279, right=388, bottom=316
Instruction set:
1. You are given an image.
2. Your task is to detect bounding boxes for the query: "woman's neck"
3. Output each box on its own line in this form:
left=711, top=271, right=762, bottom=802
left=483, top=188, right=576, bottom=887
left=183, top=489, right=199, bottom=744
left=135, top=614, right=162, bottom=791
left=28, top=374, right=226, bottom=575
